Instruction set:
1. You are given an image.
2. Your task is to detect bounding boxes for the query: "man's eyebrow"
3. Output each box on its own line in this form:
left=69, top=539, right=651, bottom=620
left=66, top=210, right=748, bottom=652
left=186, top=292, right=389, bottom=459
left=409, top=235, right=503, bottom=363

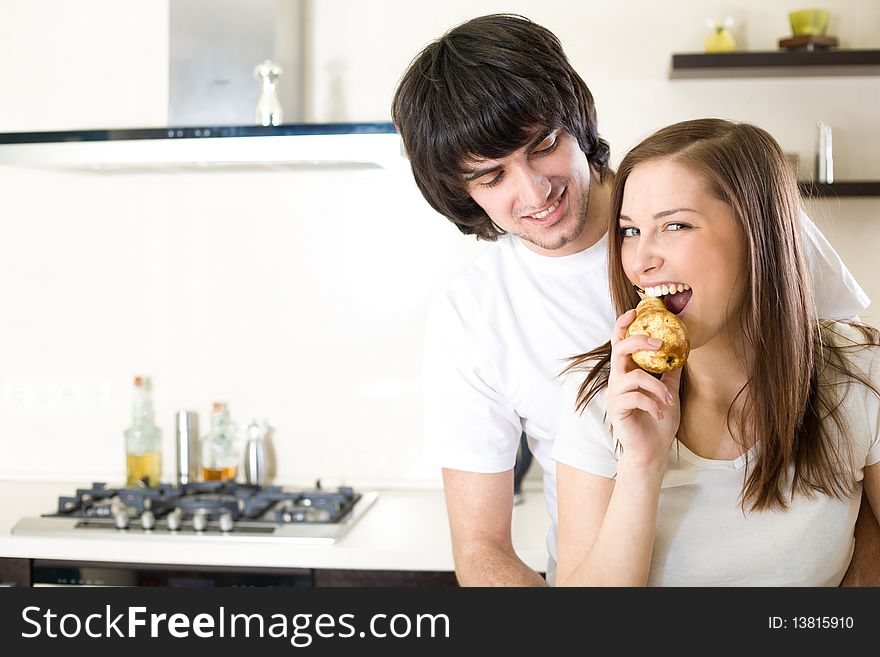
left=463, top=128, right=556, bottom=182
left=618, top=208, right=700, bottom=222
left=463, top=163, right=502, bottom=182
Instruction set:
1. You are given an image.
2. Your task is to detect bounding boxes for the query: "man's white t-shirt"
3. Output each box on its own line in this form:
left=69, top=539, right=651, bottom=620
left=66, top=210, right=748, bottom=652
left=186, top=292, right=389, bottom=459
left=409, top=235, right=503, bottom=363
left=422, top=212, right=871, bottom=565
left=552, top=323, right=880, bottom=586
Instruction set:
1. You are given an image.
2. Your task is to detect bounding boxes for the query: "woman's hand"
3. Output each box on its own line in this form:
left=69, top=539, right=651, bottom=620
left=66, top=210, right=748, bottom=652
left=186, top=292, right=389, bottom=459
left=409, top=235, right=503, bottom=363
left=606, top=309, right=683, bottom=469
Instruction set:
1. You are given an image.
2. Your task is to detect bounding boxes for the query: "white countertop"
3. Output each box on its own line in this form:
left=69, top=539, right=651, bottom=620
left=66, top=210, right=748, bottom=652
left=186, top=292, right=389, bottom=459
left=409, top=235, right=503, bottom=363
left=0, top=481, right=551, bottom=573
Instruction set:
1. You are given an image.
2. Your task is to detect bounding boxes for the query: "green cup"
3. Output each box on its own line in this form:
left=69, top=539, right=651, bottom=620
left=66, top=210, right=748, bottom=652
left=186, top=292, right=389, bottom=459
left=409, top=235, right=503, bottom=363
left=789, top=9, right=829, bottom=36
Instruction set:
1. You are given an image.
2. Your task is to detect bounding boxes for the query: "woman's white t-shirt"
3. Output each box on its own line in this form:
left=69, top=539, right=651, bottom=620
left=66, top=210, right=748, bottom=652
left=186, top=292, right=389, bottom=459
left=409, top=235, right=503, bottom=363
left=552, top=323, right=880, bottom=586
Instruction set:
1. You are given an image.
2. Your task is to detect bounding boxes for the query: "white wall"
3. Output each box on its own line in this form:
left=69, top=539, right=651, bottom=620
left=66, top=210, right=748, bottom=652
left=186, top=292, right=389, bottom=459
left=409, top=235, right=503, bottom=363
left=0, top=0, right=877, bottom=486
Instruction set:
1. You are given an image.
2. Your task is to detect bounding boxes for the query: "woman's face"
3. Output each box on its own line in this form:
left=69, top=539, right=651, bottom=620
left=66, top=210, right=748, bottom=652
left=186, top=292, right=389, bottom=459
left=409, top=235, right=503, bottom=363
left=618, top=158, right=747, bottom=351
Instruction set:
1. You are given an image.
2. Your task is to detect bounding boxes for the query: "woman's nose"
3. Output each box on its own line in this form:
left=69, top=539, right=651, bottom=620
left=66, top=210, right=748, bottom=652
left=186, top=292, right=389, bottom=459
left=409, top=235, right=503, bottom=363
left=632, top=235, right=664, bottom=275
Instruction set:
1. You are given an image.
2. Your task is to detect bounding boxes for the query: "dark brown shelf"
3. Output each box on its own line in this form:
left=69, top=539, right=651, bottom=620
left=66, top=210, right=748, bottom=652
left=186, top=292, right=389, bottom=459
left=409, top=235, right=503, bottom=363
left=798, top=181, right=880, bottom=198
left=670, top=49, right=880, bottom=78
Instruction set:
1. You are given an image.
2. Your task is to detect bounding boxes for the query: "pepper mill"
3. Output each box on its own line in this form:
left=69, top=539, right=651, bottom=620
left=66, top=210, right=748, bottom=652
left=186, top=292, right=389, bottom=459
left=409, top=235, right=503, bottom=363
left=175, top=410, right=200, bottom=485
left=243, top=419, right=269, bottom=486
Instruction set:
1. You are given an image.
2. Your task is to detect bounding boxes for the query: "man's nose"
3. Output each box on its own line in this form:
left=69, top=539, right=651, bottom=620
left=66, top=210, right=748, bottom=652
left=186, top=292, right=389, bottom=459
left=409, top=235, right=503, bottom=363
left=512, top=164, right=550, bottom=209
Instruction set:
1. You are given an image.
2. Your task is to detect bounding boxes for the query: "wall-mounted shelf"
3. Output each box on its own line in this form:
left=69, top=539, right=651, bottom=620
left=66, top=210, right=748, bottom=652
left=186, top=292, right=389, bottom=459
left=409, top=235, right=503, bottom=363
left=798, top=181, right=880, bottom=198
left=670, top=49, right=880, bottom=78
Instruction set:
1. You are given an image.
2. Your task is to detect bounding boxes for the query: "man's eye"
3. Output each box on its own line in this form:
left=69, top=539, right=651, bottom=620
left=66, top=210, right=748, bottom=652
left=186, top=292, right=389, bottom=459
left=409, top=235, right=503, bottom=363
left=618, top=226, right=639, bottom=238
left=534, top=138, right=558, bottom=155
left=480, top=172, right=504, bottom=188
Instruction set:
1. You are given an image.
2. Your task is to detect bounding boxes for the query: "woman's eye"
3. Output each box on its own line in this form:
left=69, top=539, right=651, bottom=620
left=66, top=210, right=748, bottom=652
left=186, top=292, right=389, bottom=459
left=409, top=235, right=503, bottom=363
left=666, top=222, right=689, bottom=232
left=618, top=226, right=639, bottom=238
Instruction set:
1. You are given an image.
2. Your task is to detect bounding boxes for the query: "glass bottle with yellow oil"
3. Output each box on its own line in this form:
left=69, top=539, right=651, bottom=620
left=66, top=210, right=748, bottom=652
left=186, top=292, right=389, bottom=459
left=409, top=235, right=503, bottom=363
left=201, top=401, right=238, bottom=482
left=124, top=376, right=162, bottom=487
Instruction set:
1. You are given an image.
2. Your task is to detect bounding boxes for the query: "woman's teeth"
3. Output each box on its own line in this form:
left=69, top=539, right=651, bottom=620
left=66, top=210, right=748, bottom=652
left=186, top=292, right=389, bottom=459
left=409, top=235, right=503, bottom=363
left=531, top=198, right=560, bottom=219
left=645, top=283, right=690, bottom=297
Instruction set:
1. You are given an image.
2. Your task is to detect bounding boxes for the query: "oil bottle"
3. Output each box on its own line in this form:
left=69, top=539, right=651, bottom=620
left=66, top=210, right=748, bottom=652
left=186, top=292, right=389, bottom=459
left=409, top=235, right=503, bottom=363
left=124, top=376, right=162, bottom=487
left=201, top=401, right=238, bottom=482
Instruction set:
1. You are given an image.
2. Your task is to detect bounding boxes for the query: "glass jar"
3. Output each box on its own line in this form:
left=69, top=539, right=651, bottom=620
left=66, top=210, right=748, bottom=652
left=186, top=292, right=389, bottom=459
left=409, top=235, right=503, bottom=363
left=200, top=401, right=238, bottom=482
left=124, top=376, right=162, bottom=487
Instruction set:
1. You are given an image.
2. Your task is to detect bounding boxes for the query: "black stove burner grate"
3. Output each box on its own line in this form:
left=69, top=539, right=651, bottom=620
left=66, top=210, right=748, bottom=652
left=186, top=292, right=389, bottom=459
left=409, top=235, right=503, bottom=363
left=49, top=481, right=361, bottom=526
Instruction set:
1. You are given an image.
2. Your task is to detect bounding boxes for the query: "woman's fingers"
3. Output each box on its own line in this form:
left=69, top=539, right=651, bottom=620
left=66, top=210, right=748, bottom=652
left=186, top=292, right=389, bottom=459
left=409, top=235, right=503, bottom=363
left=611, top=334, right=662, bottom=376
left=611, top=369, right=676, bottom=406
left=608, top=391, right=664, bottom=422
left=610, top=309, right=636, bottom=345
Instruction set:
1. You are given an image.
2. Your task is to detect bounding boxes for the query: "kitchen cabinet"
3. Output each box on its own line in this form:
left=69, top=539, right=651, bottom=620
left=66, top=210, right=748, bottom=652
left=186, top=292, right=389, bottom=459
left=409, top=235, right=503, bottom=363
left=670, top=50, right=880, bottom=198
left=0, top=557, right=29, bottom=587
left=0, top=556, right=463, bottom=587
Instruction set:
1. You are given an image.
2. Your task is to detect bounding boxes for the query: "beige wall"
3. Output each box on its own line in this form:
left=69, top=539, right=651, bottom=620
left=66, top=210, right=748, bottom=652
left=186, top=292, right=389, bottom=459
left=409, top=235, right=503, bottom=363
left=0, top=0, right=877, bottom=484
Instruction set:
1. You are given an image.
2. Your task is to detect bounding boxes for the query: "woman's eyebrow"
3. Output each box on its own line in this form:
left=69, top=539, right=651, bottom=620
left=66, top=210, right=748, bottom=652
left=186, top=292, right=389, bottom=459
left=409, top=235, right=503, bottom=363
left=618, top=208, right=700, bottom=222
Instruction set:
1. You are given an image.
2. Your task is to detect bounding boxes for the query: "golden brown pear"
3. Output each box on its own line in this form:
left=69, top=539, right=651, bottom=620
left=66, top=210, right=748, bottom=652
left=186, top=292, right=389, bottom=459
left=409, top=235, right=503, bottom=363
left=626, top=296, right=690, bottom=373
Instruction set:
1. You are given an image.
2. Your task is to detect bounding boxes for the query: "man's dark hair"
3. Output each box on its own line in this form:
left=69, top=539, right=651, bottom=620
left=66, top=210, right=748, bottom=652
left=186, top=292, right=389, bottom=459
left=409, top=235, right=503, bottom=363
left=391, top=13, right=611, bottom=241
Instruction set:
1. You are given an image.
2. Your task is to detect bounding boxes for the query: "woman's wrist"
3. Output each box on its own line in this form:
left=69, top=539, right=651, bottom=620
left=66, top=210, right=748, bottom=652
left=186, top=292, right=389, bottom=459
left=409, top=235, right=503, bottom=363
left=616, top=453, right=668, bottom=484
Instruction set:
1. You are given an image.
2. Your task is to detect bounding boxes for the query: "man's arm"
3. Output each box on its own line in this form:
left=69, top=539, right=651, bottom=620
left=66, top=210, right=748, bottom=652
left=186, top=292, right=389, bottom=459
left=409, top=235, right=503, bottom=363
left=442, top=468, right=548, bottom=587
left=841, top=467, right=880, bottom=586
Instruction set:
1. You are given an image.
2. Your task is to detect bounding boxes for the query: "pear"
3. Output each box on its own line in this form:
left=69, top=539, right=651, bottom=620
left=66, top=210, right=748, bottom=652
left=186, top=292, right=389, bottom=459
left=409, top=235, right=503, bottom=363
left=626, top=297, right=690, bottom=374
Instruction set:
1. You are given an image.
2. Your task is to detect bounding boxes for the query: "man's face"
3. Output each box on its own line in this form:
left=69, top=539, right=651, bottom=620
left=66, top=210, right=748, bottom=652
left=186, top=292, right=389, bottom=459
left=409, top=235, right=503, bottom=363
left=462, top=128, right=595, bottom=257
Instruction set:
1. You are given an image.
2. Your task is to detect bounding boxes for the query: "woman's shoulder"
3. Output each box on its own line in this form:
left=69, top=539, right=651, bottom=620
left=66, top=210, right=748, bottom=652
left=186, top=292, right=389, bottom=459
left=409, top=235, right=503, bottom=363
left=821, top=320, right=880, bottom=354
left=820, top=320, right=880, bottom=382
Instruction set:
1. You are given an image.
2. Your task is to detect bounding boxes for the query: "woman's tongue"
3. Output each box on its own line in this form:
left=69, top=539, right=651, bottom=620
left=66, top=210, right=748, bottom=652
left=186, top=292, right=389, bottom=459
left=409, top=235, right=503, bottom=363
left=663, top=288, right=693, bottom=315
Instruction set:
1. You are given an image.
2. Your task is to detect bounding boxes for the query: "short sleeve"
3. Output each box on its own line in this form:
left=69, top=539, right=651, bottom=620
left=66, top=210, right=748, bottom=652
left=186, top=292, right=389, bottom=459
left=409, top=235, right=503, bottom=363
left=801, top=209, right=871, bottom=319
left=551, top=370, right=618, bottom=478
left=863, top=340, right=880, bottom=467
left=421, top=294, right=522, bottom=473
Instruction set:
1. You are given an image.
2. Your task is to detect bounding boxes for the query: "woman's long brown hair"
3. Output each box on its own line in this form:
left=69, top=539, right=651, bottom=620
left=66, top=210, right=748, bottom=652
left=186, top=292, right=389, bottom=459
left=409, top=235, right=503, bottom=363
left=564, top=118, right=879, bottom=511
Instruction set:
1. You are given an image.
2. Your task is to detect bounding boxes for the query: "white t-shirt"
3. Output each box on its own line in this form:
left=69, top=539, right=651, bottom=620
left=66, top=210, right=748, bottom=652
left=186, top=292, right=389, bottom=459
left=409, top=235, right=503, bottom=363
left=422, top=211, right=870, bottom=564
left=552, top=323, right=880, bottom=586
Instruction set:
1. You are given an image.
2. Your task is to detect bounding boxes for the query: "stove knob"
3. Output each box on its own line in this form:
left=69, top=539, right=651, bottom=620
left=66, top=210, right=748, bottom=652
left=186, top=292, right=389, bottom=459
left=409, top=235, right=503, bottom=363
left=167, top=509, right=182, bottom=531
left=218, top=512, right=234, bottom=533
left=113, top=509, right=130, bottom=530
left=141, top=510, right=156, bottom=531
left=192, top=509, right=208, bottom=532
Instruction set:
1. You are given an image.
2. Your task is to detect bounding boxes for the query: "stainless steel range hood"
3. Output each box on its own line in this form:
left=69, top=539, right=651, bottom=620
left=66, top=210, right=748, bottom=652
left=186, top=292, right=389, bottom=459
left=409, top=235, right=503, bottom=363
left=0, top=123, right=402, bottom=172
left=0, top=0, right=403, bottom=171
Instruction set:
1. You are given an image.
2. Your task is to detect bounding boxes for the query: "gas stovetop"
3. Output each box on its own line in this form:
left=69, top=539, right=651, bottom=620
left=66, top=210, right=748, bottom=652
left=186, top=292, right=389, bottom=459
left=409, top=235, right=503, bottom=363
left=12, top=481, right=378, bottom=544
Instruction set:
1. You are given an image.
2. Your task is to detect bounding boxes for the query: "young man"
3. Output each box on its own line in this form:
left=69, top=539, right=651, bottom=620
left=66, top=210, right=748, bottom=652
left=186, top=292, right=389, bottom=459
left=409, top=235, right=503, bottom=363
left=391, top=13, right=877, bottom=586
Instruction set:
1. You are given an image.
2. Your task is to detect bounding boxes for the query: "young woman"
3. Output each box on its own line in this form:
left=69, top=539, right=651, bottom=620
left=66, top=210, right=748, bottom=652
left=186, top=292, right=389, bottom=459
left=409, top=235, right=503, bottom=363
left=553, top=118, right=880, bottom=586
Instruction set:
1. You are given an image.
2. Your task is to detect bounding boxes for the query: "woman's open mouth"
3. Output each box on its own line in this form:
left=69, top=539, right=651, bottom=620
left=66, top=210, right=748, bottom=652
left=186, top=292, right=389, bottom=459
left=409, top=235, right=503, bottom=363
left=637, top=283, right=692, bottom=315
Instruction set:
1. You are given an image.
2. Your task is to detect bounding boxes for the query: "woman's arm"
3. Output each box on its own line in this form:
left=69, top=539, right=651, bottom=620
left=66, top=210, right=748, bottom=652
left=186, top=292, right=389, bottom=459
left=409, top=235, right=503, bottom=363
left=555, top=310, right=682, bottom=586
left=841, top=463, right=880, bottom=586
left=556, top=459, right=665, bottom=586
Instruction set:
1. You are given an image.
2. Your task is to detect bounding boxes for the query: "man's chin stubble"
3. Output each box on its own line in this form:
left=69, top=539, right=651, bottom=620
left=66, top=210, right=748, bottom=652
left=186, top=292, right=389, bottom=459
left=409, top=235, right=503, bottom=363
left=522, top=198, right=588, bottom=252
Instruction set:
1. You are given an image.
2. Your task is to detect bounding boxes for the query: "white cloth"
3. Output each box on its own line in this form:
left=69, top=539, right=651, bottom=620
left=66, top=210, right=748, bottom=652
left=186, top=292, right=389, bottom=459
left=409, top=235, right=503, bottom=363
left=422, top=211, right=870, bottom=565
left=552, top=323, right=880, bottom=586
left=801, top=212, right=871, bottom=319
